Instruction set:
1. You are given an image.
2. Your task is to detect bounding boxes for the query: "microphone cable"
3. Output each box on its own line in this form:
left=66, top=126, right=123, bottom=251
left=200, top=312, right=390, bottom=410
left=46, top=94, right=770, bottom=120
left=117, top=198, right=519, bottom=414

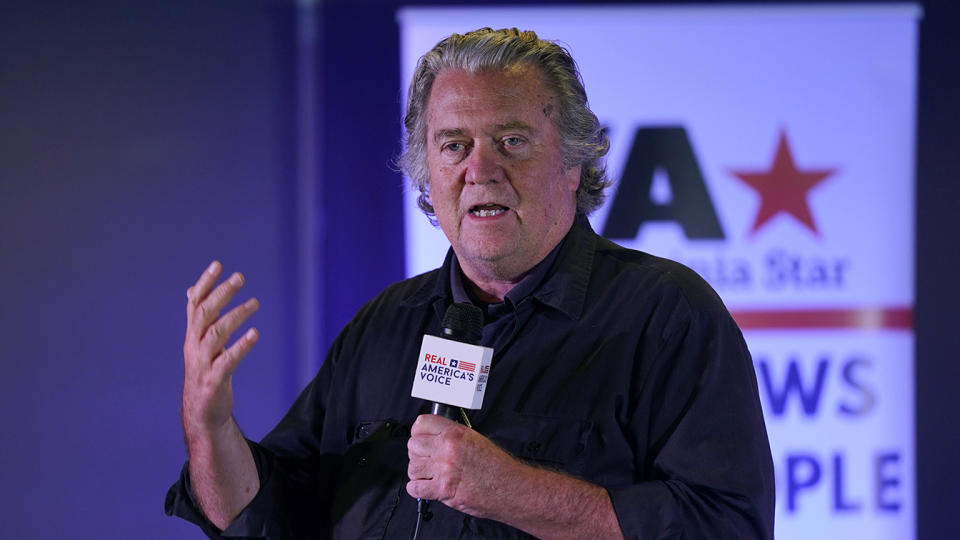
left=411, top=498, right=430, bottom=540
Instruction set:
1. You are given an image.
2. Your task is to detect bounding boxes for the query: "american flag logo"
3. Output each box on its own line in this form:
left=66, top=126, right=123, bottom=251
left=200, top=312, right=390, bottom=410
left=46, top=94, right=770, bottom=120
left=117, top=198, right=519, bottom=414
left=451, top=359, right=476, bottom=372
left=480, top=365, right=490, bottom=374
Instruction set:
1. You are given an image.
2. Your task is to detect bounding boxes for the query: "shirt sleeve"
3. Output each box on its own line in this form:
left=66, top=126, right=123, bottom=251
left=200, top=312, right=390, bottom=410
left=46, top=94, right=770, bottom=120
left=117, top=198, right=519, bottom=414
left=164, top=440, right=300, bottom=539
left=606, top=288, right=775, bottom=539
left=165, top=333, right=343, bottom=539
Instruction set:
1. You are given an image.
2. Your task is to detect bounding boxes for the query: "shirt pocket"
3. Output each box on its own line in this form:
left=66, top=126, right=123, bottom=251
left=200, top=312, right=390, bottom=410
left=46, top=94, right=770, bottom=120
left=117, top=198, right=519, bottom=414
left=481, top=411, right=595, bottom=476
left=331, top=419, right=410, bottom=540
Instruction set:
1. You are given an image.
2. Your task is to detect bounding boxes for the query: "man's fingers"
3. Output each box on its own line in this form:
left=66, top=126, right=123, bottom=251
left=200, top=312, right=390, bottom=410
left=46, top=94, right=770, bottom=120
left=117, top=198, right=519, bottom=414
left=213, top=328, right=259, bottom=377
left=187, top=261, right=222, bottom=311
left=411, top=413, right=455, bottom=435
left=406, top=477, right=454, bottom=503
left=407, top=479, right=443, bottom=502
left=194, top=272, right=245, bottom=329
left=407, top=455, right=435, bottom=480
left=407, top=431, right=438, bottom=458
left=201, top=297, right=260, bottom=354
left=406, top=479, right=430, bottom=501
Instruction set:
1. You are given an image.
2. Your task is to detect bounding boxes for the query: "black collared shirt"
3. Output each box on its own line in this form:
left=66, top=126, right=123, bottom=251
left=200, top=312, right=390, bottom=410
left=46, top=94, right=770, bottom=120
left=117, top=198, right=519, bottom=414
left=166, top=217, right=775, bottom=539
left=450, top=236, right=562, bottom=353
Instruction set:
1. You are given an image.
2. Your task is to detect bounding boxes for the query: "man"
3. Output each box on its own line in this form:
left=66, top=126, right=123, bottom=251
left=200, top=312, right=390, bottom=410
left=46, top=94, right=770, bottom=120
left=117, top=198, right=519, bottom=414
left=167, top=28, right=775, bottom=539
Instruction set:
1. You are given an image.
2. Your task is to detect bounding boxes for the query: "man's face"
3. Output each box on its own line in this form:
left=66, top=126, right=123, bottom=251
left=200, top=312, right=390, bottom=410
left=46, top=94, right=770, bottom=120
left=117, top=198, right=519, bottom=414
left=425, top=65, right=580, bottom=284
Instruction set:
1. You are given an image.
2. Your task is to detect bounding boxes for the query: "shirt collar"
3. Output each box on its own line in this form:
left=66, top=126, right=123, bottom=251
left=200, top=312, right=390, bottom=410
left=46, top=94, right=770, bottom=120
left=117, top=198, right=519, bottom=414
left=449, top=239, right=561, bottom=309
left=529, top=214, right=595, bottom=320
left=403, top=214, right=597, bottom=321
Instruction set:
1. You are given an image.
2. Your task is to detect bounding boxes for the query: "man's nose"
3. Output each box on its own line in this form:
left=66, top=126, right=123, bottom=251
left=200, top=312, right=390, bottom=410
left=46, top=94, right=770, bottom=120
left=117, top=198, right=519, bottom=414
left=464, top=141, right=504, bottom=185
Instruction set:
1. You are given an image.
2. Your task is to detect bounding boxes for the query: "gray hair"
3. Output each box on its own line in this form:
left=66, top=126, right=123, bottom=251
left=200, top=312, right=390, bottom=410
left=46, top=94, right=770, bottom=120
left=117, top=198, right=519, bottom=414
left=398, top=28, right=610, bottom=221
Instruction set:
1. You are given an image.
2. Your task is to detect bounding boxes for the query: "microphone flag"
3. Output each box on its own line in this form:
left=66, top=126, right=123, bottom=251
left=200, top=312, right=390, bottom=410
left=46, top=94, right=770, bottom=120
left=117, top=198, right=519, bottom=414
left=411, top=334, right=493, bottom=410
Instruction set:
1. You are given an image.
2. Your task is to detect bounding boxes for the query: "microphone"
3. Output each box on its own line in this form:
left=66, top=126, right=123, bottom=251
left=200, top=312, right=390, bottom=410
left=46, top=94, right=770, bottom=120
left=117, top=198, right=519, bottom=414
left=410, top=303, right=493, bottom=423
left=409, top=303, right=494, bottom=540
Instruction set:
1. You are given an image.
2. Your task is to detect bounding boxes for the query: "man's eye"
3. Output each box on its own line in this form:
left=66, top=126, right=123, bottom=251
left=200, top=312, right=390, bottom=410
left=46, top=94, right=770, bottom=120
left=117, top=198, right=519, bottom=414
left=442, top=142, right=465, bottom=153
left=503, top=136, right=524, bottom=147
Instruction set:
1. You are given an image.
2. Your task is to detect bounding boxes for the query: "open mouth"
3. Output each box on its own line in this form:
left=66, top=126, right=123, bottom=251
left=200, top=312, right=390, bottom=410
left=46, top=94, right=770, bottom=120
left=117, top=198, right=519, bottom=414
left=469, top=204, right=509, bottom=218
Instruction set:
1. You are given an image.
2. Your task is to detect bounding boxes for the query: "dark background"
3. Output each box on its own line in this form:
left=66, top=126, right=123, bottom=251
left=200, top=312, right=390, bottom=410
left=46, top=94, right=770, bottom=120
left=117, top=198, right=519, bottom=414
left=0, top=0, right=955, bottom=537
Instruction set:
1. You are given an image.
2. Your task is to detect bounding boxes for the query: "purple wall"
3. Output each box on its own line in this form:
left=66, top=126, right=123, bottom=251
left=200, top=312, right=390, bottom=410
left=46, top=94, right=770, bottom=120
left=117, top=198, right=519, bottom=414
left=0, top=2, right=406, bottom=536
left=2, top=2, right=299, bottom=537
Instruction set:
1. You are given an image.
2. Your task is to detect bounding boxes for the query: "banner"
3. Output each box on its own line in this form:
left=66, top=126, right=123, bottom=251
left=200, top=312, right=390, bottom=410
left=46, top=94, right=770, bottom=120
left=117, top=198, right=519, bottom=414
left=399, top=6, right=920, bottom=538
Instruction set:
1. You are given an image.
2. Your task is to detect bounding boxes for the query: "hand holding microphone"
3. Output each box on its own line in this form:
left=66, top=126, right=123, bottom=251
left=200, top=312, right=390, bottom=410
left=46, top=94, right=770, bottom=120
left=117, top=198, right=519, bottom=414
left=405, top=304, right=618, bottom=538
left=406, top=304, right=516, bottom=525
left=406, top=412, right=524, bottom=517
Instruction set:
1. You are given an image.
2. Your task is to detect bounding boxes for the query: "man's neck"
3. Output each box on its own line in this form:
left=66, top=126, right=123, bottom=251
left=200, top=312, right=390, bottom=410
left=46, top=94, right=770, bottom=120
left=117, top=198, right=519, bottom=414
left=463, top=272, right=525, bottom=304
left=454, top=214, right=578, bottom=303
left=456, top=234, right=570, bottom=304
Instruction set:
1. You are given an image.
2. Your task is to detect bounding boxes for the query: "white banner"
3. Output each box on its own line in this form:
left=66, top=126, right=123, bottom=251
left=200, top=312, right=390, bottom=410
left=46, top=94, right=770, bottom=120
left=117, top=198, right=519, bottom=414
left=399, top=5, right=920, bottom=538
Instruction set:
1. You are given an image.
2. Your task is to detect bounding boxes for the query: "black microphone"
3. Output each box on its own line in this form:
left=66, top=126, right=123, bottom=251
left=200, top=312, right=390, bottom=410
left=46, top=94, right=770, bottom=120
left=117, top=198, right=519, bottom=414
left=409, top=303, right=489, bottom=540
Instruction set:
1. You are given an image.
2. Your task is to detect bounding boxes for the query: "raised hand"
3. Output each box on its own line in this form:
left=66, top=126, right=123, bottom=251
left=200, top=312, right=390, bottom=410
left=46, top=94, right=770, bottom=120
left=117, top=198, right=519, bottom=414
left=180, top=260, right=261, bottom=528
left=182, top=260, right=260, bottom=436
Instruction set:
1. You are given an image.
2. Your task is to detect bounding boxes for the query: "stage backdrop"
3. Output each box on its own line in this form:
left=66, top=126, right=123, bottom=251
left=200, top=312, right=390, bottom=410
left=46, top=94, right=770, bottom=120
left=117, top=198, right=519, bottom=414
left=399, top=5, right=919, bottom=539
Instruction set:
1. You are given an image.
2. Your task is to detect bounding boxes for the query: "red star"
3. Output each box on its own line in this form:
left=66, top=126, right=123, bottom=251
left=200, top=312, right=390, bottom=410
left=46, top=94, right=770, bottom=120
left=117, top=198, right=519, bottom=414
left=730, top=131, right=836, bottom=237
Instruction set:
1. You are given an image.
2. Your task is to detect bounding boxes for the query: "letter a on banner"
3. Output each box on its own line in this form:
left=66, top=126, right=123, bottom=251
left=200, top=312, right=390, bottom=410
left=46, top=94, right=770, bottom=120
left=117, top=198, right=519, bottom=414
left=603, top=127, right=724, bottom=240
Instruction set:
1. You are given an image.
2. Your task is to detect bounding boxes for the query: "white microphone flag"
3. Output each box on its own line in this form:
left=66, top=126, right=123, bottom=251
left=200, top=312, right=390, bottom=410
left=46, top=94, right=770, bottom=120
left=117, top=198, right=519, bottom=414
left=411, top=334, right=493, bottom=410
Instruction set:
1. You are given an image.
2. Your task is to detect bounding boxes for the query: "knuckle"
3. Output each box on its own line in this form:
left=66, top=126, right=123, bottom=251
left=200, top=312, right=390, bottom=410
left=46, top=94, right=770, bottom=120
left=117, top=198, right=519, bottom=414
left=442, top=424, right=465, bottom=441
left=441, top=434, right=462, bottom=457
left=207, top=323, right=222, bottom=341
left=439, top=478, right=456, bottom=500
left=198, top=374, right=221, bottom=395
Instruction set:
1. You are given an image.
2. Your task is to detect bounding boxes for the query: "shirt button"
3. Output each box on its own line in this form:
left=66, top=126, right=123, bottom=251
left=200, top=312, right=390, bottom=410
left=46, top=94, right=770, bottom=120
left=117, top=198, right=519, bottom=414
left=358, top=457, right=367, bottom=467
